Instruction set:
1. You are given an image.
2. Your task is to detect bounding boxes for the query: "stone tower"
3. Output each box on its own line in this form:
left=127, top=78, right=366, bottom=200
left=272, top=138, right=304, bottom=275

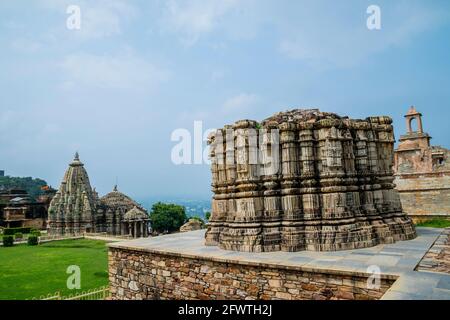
left=47, top=152, right=97, bottom=235
left=205, top=109, right=416, bottom=252
left=398, top=106, right=431, bottom=153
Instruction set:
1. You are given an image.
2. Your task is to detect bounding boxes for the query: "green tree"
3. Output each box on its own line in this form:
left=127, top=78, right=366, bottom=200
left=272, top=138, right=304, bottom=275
left=0, top=176, right=48, bottom=198
left=205, top=211, right=211, bottom=221
left=150, top=202, right=187, bottom=233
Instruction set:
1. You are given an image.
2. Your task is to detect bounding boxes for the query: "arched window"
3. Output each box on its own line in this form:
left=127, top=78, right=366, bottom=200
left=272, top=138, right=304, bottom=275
left=409, top=117, right=418, bottom=133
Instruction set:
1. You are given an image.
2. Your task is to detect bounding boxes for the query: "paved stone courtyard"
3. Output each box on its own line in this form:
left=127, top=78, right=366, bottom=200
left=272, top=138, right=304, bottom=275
left=108, top=227, right=450, bottom=300
left=416, top=228, right=450, bottom=274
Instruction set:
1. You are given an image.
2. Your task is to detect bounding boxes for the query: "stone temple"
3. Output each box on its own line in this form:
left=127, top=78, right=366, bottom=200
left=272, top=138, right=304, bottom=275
left=205, top=109, right=416, bottom=252
left=47, top=153, right=150, bottom=237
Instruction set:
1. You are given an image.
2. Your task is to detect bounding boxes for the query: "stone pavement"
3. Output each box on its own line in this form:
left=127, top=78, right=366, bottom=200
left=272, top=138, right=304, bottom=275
left=416, top=228, right=450, bottom=274
left=109, top=227, right=450, bottom=300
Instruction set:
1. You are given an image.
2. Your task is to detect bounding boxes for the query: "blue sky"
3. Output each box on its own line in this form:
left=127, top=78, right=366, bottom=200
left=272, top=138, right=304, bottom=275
left=0, top=0, right=449, bottom=199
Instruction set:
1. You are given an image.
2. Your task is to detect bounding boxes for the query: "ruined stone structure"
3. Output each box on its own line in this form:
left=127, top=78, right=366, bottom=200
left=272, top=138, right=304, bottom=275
left=47, top=153, right=149, bottom=237
left=394, top=107, right=450, bottom=221
left=205, top=109, right=416, bottom=252
left=180, top=218, right=204, bottom=232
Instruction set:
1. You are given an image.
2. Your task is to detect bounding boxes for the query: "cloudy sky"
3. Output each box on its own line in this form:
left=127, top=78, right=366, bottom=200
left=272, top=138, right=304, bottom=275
left=0, top=0, right=449, bottom=199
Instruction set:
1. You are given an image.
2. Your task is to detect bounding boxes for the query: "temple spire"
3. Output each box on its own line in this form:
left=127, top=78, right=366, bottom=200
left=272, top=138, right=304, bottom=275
left=74, top=151, right=80, bottom=161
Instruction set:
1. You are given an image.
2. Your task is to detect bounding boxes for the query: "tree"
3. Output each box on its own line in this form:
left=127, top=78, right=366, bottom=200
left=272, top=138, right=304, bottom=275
left=0, top=176, right=48, bottom=199
left=150, top=202, right=187, bottom=233
left=205, top=211, right=211, bottom=221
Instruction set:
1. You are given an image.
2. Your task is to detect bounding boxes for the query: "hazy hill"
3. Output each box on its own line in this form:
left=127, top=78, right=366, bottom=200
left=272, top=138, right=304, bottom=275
left=0, top=176, right=48, bottom=199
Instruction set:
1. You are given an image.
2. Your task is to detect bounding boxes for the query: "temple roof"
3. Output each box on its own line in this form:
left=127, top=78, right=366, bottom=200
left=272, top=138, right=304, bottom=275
left=261, top=109, right=343, bottom=125
left=124, top=206, right=148, bottom=221
left=48, top=152, right=96, bottom=219
left=100, top=185, right=144, bottom=211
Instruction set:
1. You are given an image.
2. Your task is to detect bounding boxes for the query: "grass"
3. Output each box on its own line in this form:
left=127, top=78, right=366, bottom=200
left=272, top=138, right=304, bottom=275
left=0, top=239, right=109, bottom=300
left=415, top=218, right=450, bottom=229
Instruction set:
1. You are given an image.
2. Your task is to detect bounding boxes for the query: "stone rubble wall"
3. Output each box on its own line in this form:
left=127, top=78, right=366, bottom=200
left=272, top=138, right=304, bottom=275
left=206, top=110, right=416, bottom=252
left=108, top=247, right=395, bottom=300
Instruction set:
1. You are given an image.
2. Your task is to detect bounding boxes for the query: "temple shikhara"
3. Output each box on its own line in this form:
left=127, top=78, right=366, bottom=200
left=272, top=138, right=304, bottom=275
left=47, top=153, right=150, bottom=238
left=205, top=109, right=416, bottom=252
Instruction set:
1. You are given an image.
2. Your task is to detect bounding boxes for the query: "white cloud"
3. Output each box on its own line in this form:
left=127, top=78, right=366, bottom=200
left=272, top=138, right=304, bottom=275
left=277, top=1, right=448, bottom=68
left=60, top=51, right=169, bottom=91
left=210, top=69, right=227, bottom=82
left=160, top=0, right=240, bottom=45
left=222, top=93, right=260, bottom=113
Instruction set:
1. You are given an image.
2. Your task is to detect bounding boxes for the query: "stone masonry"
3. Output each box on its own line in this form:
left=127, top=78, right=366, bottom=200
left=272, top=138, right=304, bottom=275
left=108, top=247, right=394, bottom=300
left=206, top=109, right=416, bottom=252
left=394, top=107, right=450, bottom=221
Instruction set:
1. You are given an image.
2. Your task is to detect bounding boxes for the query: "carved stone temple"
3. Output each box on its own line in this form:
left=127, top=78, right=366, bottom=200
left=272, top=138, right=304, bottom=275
left=205, top=109, right=416, bottom=252
left=47, top=153, right=150, bottom=237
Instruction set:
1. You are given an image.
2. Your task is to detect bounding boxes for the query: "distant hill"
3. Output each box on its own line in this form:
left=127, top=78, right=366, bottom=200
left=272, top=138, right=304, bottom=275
left=0, top=176, right=48, bottom=199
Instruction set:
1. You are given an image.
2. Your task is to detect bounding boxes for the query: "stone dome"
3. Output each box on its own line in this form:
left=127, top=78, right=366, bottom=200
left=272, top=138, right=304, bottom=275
left=124, top=206, right=148, bottom=221
left=100, top=185, right=142, bottom=211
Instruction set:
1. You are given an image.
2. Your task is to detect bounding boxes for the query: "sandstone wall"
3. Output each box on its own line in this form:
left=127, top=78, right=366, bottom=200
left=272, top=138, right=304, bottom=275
left=395, top=173, right=450, bottom=220
left=108, top=247, right=395, bottom=300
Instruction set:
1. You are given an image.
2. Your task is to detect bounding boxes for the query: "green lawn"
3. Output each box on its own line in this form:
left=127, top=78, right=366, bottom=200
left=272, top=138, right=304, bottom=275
left=0, top=239, right=109, bottom=300
left=415, top=218, right=450, bottom=229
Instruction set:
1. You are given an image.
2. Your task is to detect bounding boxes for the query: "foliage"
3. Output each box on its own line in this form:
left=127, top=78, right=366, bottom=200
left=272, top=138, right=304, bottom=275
left=27, top=235, right=38, bottom=246
left=150, top=202, right=187, bottom=233
left=0, top=176, right=48, bottom=198
left=14, top=233, right=23, bottom=240
left=31, top=229, right=41, bottom=237
left=4, top=227, right=32, bottom=235
left=0, top=239, right=108, bottom=299
left=205, top=211, right=211, bottom=221
left=2, top=235, right=14, bottom=247
left=416, top=219, right=450, bottom=228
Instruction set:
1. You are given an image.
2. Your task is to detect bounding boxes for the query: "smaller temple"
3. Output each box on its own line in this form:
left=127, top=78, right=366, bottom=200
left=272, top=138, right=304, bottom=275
left=394, top=107, right=450, bottom=220
left=122, top=206, right=150, bottom=238
left=0, top=187, right=55, bottom=229
left=47, top=153, right=150, bottom=237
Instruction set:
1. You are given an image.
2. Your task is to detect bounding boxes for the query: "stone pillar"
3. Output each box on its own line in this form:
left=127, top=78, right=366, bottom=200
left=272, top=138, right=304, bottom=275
left=205, top=129, right=226, bottom=246
left=260, top=121, right=282, bottom=251
left=279, top=122, right=304, bottom=251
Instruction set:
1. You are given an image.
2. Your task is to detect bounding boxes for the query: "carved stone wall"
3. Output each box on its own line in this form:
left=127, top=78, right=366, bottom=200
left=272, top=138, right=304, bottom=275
left=205, top=109, right=416, bottom=252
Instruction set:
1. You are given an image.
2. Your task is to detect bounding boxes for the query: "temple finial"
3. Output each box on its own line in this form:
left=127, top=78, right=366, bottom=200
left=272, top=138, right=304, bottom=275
left=113, top=185, right=118, bottom=192
left=74, top=151, right=79, bottom=161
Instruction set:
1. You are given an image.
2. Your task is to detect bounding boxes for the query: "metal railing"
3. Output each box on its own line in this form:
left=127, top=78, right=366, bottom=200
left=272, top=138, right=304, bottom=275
left=31, top=286, right=110, bottom=300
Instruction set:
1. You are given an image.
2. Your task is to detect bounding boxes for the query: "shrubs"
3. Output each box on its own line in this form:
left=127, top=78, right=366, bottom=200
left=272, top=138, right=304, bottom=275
left=31, top=230, right=41, bottom=237
left=15, top=232, right=23, bottom=240
left=4, top=227, right=32, bottom=236
left=2, top=235, right=14, bottom=247
left=27, top=235, right=39, bottom=246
